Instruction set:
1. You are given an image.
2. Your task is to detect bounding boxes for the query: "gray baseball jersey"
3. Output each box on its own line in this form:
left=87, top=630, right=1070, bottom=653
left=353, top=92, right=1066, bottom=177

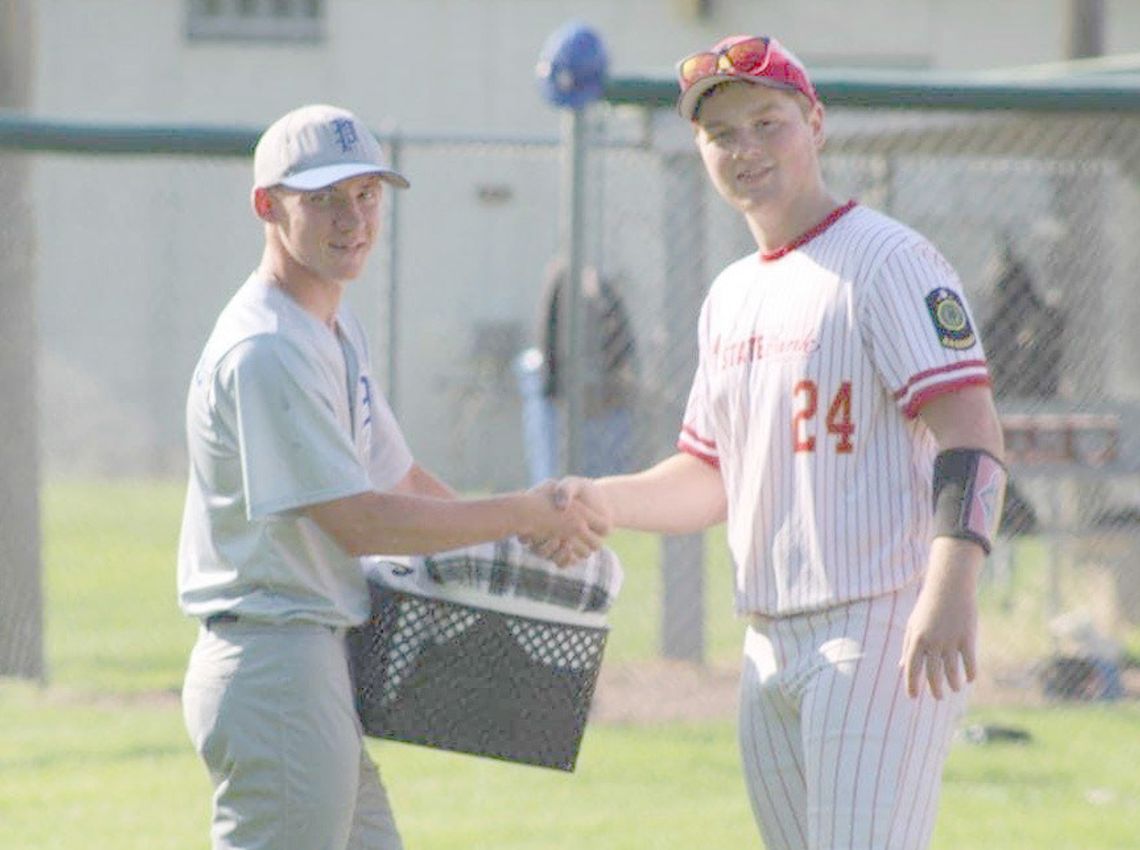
left=178, top=273, right=413, bottom=627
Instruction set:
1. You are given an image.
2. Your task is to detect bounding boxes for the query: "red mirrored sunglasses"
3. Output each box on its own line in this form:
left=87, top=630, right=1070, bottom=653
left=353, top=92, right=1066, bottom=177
left=677, top=36, right=772, bottom=93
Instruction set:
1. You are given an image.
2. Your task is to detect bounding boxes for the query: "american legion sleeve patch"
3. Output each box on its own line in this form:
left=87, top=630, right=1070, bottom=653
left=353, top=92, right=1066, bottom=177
left=925, top=288, right=976, bottom=350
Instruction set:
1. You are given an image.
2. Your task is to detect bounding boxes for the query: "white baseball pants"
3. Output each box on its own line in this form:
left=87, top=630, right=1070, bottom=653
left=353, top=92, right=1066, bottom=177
left=182, top=620, right=403, bottom=850
left=739, top=580, right=968, bottom=850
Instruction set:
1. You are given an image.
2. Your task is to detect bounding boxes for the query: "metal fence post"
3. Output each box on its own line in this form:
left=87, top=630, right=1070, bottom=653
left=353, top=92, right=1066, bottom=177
left=659, top=150, right=708, bottom=663
left=0, top=0, right=43, bottom=682
left=560, top=107, right=588, bottom=475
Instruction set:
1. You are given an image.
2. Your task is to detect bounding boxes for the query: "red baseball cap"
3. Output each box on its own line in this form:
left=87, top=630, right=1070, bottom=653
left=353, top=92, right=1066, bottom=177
left=676, top=35, right=819, bottom=121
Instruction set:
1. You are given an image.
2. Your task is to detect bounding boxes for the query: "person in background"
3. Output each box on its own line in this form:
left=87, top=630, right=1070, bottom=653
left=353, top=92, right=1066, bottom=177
left=980, top=237, right=1064, bottom=401
left=516, top=259, right=637, bottom=484
left=979, top=239, right=1062, bottom=535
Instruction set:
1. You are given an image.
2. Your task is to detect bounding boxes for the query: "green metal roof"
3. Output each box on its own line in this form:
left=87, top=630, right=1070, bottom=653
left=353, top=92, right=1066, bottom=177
left=605, top=62, right=1140, bottom=112
left=4, top=55, right=1140, bottom=158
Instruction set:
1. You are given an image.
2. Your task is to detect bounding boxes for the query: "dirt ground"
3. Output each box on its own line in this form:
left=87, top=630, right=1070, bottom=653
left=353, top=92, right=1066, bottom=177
left=588, top=658, right=1140, bottom=723
left=589, top=658, right=741, bottom=725
left=37, top=654, right=1139, bottom=721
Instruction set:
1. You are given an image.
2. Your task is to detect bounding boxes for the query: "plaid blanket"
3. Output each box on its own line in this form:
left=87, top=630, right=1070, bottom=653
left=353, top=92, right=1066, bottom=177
left=423, top=537, right=623, bottom=614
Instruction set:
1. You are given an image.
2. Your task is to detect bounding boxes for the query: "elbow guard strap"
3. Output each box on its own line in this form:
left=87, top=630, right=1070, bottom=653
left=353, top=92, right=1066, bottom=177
left=932, top=448, right=1008, bottom=554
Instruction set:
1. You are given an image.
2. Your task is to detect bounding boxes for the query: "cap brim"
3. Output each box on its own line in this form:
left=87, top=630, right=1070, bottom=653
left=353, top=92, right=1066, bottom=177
left=677, top=74, right=796, bottom=121
left=276, top=162, right=410, bottom=191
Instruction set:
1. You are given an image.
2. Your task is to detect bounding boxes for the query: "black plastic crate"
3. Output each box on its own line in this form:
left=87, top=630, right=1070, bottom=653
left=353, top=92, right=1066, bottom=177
left=347, top=576, right=609, bottom=771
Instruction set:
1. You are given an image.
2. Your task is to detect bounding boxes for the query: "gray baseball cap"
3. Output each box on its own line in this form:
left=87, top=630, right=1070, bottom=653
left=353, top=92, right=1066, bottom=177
left=253, top=103, right=409, bottom=191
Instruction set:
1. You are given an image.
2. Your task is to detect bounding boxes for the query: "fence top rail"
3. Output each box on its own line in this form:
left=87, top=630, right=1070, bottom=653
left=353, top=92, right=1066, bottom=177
left=0, top=112, right=261, bottom=156
left=5, top=68, right=1140, bottom=157
left=0, top=112, right=569, bottom=156
left=604, top=69, right=1140, bottom=113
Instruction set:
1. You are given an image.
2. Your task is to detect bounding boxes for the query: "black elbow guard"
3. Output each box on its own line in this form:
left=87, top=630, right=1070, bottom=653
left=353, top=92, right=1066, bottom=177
left=932, top=448, right=1008, bottom=554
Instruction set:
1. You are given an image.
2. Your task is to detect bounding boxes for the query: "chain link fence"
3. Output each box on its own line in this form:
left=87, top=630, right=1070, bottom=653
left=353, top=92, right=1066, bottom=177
left=3, top=77, right=1140, bottom=709
left=583, top=88, right=1140, bottom=708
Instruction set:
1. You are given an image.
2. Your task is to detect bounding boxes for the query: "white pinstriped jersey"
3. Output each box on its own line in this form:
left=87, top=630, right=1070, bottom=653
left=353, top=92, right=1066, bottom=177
left=678, top=203, right=990, bottom=616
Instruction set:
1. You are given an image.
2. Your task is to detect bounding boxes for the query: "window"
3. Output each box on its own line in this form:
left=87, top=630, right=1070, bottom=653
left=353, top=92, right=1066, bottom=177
left=187, top=0, right=324, bottom=43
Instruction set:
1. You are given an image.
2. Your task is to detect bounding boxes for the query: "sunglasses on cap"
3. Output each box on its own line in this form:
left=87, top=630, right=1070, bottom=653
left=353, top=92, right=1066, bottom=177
left=675, top=35, right=818, bottom=121
left=677, top=36, right=775, bottom=93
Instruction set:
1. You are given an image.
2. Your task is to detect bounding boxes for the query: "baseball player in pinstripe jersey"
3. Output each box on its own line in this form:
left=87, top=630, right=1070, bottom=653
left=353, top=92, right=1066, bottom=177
left=178, top=104, right=606, bottom=850
left=553, top=36, right=1007, bottom=849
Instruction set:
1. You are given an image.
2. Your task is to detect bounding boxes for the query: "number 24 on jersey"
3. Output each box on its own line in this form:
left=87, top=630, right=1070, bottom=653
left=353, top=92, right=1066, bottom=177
left=792, top=380, right=854, bottom=454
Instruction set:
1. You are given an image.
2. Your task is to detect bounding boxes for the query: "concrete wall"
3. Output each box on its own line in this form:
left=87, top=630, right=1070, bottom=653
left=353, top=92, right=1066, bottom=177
left=28, top=0, right=1140, bottom=486
left=41, top=2, right=1127, bottom=126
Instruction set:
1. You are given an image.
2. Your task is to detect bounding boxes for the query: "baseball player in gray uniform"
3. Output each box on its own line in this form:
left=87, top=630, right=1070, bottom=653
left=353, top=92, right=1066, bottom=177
left=178, top=103, right=607, bottom=850
left=552, top=36, right=1007, bottom=849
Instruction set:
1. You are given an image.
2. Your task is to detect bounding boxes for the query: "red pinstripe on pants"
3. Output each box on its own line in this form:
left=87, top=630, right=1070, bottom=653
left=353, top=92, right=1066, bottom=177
left=738, top=579, right=967, bottom=850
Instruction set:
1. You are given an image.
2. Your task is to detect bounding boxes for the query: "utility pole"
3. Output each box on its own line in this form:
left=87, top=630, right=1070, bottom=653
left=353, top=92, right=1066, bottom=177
left=0, top=0, right=44, bottom=681
left=1067, top=0, right=1105, bottom=60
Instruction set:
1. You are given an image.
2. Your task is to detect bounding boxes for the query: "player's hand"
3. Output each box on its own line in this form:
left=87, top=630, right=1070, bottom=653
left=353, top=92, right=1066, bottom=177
left=554, top=476, right=613, bottom=530
left=521, top=480, right=607, bottom=566
left=900, top=538, right=983, bottom=699
left=522, top=477, right=613, bottom=566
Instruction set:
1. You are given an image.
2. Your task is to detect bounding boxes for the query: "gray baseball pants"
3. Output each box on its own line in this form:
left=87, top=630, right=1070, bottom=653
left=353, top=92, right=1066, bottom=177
left=182, top=619, right=402, bottom=850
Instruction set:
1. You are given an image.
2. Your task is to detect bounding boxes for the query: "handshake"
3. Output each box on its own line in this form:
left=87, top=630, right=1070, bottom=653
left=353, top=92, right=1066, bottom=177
left=521, top=476, right=611, bottom=567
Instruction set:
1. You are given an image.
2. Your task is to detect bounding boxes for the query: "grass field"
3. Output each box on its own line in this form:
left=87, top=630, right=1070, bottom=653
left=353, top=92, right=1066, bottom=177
left=1, top=479, right=1138, bottom=849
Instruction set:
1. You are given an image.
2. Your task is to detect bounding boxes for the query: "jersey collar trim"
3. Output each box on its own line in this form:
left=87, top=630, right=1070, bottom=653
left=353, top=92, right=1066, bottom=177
left=759, top=199, right=858, bottom=263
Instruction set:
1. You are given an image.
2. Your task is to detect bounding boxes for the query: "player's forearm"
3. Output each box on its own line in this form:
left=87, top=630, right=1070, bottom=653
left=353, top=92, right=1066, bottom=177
left=307, top=490, right=557, bottom=557
left=392, top=463, right=459, bottom=499
left=598, top=452, right=727, bottom=534
left=925, top=536, right=984, bottom=589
